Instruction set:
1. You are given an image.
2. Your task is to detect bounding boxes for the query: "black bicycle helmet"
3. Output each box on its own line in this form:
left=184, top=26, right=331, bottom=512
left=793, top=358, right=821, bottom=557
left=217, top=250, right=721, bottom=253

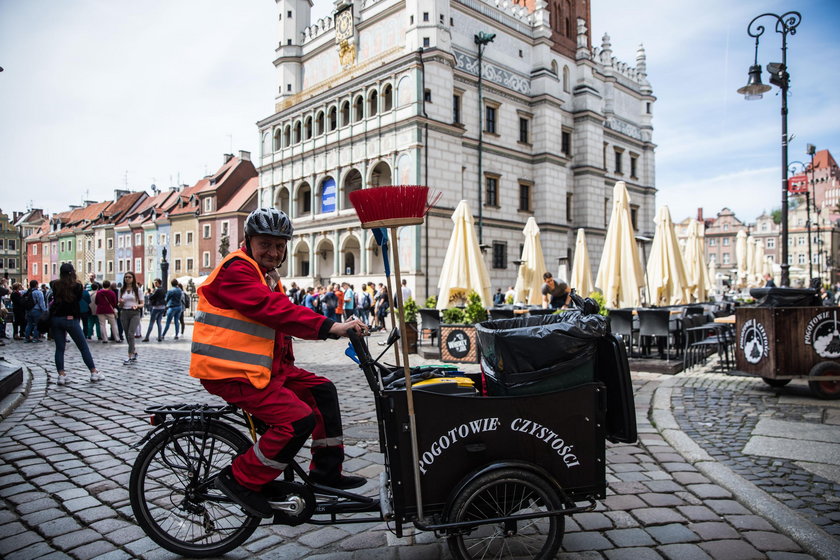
left=244, top=208, right=293, bottom=239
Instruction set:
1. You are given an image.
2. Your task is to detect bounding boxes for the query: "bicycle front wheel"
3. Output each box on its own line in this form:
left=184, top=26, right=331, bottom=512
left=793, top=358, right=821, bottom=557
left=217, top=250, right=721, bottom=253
left=446, top=468, right=564, bottom=560
left=129, top=421, right=261, bottom=557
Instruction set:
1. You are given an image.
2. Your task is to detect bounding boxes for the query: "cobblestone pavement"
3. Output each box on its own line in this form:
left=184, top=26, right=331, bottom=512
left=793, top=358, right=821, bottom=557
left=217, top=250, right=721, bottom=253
left=670, top=373, right=840, bottom=537
left=0, top=330, right=836, bottom=559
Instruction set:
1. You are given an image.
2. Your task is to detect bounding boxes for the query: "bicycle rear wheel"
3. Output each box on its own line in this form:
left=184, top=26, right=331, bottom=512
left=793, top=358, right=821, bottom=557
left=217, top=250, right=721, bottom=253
left=129, top=421, right=261, bottom=557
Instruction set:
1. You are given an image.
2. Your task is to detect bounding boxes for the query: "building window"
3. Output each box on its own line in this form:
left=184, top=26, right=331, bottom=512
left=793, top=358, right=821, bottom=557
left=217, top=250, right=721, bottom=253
left=422, top=11, right=429, bottom=21
left=561, top=131, right=571, bottom=156
left=174, top=259, right=182, bottom=272
left=340, top=101, right=350, bottom=126
left=107, top=260, right=113, bottom=273
left=723, top=238, right=730, bottom=246
left=630, top=155, right=638, bottom=179
left=484, top=175, right=499, bottom=207
left=186, top=231, right=193, bottom=245
left=492, top=241, right=507, bottom=269
left=7, top=258, right=15, bottom=269
left=353, top=95, right=364, bottom=122
left=221, top=221, right=230, bottom=236
left=174, top=233, right=182, bottom=246
left=518, top=117, right=529, bottom=144
left=203, top=251, right=210, bottom=268
left=60, top=241, right=65, bottom=252
left=32, top=244, right=37, bottom=256
left=160, top=234, right=167, bottom=245
left=566, top=193, right=573, bottom=222
left=32, top=263, right=37, bottom=275
left=709, top=238, right=717, bottom=246
left=118, top=259, right=124, bottom=273
left=45, top=263, right=49, bottom=276
left=8, top=239, right=15, bottom=251
left=147, top=234, right=154, bottom=245
left=519, top=183, right=532, bottom=212
left=563, top=66, right=570, bottom=93
left=604, top=198, right=609, bottom=226
left=423, top=88, right=432, bottom=102
left=107, top=238, right=113, bottom=250
left=422, top=37, right=430, bottom=48
left=614, top=149, right=623, bottom=174
left=766, top=238, right=776, bottom=249
left=722, top=253, right=730, bottom=264
left=204, top=198, right=212, bottom=213
left=135, top=257, right=142, bottom=272
left=630, top=205, right=638, bottom=231
left=798, top=253, right=806, bottom=264
left=203, top=224, right=211, bottom=239
left=452, top=94, right=461, bottom=124
left=484, top=105, right=497, bottom=134
left=186, top=258, right=194, bottom=272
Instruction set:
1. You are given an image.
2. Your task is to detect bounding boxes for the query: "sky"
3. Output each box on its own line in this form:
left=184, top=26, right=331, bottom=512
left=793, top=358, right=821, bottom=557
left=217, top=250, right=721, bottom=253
left=1, top=0, right=838, bottom=228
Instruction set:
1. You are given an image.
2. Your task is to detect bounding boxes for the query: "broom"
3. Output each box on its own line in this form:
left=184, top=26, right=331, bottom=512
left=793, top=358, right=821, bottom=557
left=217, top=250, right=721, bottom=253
left=349, top=185, right=439, bottom=522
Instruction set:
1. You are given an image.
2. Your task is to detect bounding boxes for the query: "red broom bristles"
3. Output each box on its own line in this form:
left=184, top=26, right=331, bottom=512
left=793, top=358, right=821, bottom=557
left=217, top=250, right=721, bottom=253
left=349, top=185, right=441, bottom=226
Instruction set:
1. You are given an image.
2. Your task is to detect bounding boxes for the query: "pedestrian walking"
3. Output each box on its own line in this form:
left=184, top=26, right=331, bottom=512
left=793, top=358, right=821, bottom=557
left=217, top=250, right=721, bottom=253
left=119, top=272, right=143, bottom=365
left=143, top=278, right=165, bottom=342
left=179, top=283, right=188, bottom=332
left=87, top=283, right=102, bottom=341
left=49, top=263, right=102, bottom=385
left=10, top=283, right=26, bottom=340
left=24, top=279, right=46, bottom=343
left=342, top=282, right=355, bottom=320
left=160, top=279, right=183, bottom=340
left=96, top=281, right=120, bottom=343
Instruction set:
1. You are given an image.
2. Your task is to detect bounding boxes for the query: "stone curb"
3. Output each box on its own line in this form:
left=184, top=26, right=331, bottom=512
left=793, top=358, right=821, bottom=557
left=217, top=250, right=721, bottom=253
left=0, top=361, right=31, bottom=421
left=651, top=374, right=840, bottom=560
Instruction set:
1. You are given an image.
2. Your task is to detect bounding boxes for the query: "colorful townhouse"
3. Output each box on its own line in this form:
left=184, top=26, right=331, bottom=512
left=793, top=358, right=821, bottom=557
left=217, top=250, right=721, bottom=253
left=13, top=208, right=47, bottom=284
left=0, top=210, right=21, bottom=283
left=195, top=152, right=258, bottom=277
left=168, top=181, right=204, bottom=282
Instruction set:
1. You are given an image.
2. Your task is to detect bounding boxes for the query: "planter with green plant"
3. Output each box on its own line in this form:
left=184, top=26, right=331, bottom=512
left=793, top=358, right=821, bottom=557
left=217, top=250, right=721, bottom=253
left=398, top=296, right=420, bottom=353
left=439, top=290, right=485, bottom=363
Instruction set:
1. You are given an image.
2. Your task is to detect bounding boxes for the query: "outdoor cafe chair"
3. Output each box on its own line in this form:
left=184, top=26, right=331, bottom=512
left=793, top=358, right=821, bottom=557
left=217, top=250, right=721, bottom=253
left=637, top=308, right=678, bottom=362
left=608, top=309, right=638, bottom=356
left=418, top=308, right=441, bottom=347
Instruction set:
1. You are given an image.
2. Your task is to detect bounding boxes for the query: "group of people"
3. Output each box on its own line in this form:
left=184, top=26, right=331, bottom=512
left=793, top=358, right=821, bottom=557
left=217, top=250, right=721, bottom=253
left=282, top=278, right=410, bottom=332
left=0, top=270, right=192, bottom=381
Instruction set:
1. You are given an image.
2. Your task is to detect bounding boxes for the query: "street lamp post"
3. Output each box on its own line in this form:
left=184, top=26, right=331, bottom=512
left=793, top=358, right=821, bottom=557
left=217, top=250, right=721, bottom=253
left=737, top=11, right=802, bottom=288
left=474, top=31, right=495, bottom=246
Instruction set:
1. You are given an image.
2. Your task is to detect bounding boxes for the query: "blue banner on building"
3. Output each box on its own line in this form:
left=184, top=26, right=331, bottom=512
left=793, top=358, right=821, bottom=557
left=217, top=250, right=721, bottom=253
left=321, top=178, right=336, bottom=213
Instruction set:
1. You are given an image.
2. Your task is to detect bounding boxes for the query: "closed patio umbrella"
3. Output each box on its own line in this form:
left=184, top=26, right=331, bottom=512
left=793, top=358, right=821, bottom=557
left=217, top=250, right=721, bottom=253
left=436, top=200, right=492, bottom=309
left=595, top=181, right=645, bottom=309
left=751, top=239, right=766, bottom=287
left=746, top=236, right=757, bottom=287
left=684, top=219, right=710, bottom=303
left=646, top=206, right=690, bottom=306
left=570, top=228, right=594, bottom=297
left=513, top=217, right=548, bottom=306
left=735, top=230, right=749, bottom=288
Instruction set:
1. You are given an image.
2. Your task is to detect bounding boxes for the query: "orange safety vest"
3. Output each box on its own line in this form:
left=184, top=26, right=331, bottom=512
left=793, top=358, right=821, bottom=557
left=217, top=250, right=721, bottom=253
left=189, top=250, right=275, bottom=389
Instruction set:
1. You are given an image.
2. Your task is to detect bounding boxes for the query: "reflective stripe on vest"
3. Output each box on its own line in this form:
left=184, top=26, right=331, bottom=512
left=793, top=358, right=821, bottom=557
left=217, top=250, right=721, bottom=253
left=189, top=249, right=275, bottom=389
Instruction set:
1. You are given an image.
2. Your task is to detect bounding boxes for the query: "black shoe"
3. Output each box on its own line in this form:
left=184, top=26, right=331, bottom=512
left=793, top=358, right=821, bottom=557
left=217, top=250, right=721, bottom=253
left=309, top=473, right=366, bottom=490
left=215, top=466, right=273, bottom=518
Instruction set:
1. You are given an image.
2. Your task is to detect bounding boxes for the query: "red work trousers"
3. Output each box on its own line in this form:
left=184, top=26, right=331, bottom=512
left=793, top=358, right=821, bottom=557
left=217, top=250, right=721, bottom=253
left=202, top=366, right=345, bottom=490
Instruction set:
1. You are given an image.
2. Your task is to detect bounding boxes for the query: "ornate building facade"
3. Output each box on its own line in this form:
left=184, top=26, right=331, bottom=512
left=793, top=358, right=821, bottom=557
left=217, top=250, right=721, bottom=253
left=256, top=0, right=656, bottom=300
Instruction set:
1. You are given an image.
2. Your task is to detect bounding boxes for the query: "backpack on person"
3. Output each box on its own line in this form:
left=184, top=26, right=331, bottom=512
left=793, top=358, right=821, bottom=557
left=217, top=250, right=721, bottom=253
left=361, top=292, right=372, bottom=310
left=23, top=289, right=36, bottom=311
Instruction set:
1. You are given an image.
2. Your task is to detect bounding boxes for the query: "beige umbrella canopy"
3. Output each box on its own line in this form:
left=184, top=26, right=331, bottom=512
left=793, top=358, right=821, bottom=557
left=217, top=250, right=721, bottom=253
left=735, top=230, right=749, bottom=288
left=746, top=236, right=757, bottom=287
left=708, top=258, right=719, bottom=296
left=684, top=219, right=711, bottom=303
left=646, top=206, right=690, bottom=306
left=570, top=228, right=594, bottom=297
left=513, top=217, right=548, bottom=306
left=436, top=200, right=492, bottom=309
left=751, top=239, right=766, bottom=287
left=595, top=181, right=645, bottom=309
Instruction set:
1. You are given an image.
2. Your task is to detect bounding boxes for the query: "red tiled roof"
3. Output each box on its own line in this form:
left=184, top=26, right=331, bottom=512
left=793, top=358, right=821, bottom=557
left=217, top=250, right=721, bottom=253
left=215, top=176, right=259, bottom=214
left=169, top=179, right=208, bottom=217
left=812, top=149, right=838, bottom=171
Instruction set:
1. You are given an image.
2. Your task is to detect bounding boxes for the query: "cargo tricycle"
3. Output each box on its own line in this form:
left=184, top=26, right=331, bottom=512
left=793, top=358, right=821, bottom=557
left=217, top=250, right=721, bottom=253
left=129, top=319, right=636, bottom=559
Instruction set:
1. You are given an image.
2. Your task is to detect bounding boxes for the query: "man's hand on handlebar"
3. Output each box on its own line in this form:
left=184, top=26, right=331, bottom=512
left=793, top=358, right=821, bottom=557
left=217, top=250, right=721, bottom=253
left=328, top=317, right=369, bottom=339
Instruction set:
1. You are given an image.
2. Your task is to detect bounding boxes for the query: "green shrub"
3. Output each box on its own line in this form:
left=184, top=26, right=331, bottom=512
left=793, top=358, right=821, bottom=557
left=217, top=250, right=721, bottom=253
left=424, top=295, right=437, bottom=309
left=399, top=296, right=419, bottom=323
left=441, top=307, right=465, bottom=324
left=587, top=291, right=608, bottom=316
left=464, top=290, right=488, bottom=324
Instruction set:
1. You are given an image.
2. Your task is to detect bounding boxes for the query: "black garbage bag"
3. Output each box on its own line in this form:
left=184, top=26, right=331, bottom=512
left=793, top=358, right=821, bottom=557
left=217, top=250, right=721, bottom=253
left=749, top=287, right=820, bottom=307
left=475, top=309, right=608, bottom=395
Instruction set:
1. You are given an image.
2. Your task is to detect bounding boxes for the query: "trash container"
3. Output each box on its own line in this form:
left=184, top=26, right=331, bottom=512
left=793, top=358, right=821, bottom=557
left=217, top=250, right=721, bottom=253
left=475, top=311, right=607, bottom=396
left=749, top=287, right=820, bottom=307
